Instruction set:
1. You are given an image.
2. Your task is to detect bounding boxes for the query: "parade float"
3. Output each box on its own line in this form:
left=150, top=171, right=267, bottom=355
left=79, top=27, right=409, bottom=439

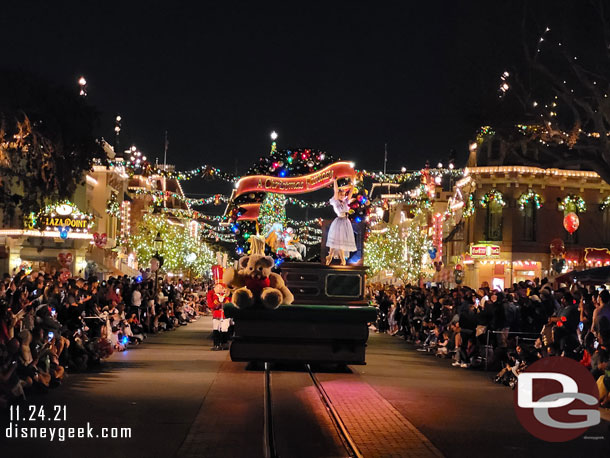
left=221, top=143, right=377, bottom=365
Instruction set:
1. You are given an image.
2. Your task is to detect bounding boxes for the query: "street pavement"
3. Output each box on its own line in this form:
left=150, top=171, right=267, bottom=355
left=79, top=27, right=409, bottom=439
left=2, top=317, right=609, bottom=457
left=353, top=331, right=610, bottom=458
left=1, top=316, right=226, bottom=458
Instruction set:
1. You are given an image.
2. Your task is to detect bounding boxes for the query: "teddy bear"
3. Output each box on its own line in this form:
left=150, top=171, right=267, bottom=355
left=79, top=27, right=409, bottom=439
left=222, top=254, right=294, bottom=309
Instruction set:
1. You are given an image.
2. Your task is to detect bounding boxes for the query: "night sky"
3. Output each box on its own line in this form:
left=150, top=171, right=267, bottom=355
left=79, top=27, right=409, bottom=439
left=1, top=1, right=597, bottom=195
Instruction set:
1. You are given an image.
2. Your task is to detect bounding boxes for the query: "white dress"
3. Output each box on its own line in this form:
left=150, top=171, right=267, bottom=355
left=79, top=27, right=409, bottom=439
left=326, top=197, right=357, bottom=253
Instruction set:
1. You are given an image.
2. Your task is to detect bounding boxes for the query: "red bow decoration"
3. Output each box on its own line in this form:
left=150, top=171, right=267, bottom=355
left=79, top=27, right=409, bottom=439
left=93, top=232, right=108, bottom=248
left=57, top=252, right=73, bottom=267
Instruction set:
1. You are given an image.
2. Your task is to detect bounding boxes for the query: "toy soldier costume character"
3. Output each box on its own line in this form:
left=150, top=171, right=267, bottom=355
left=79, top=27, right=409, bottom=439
left=207, top=265, right=231, bottom=350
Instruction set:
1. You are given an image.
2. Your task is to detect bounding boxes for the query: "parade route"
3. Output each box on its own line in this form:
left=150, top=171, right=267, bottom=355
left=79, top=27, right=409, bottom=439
left=1, top=316, right=225, bottom=458
left=3, top=317, right=610, bottom=458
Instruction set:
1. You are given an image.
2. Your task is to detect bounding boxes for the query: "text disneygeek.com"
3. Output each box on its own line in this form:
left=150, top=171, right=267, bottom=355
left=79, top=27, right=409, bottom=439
left=4, top=405, right=131, bottom=441
left=5, top=422, right=132, bottom=441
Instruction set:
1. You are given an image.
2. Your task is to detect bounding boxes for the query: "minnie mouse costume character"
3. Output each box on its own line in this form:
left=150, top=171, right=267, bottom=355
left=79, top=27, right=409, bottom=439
left=207, top=265, right=231, bottom=350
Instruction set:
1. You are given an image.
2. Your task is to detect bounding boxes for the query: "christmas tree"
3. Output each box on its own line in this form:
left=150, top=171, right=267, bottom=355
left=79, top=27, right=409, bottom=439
left=258, top=193, right=287, bottom=235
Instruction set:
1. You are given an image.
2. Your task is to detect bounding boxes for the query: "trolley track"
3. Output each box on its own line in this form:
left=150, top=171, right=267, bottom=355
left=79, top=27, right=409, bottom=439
left=263, top=363, right=363, bottom=458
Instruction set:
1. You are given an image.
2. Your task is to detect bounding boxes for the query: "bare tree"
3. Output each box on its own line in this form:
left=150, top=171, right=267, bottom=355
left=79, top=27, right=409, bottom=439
left=0, top=71, right=102, bottom=222
left=476, top=1, right=610, bottom=184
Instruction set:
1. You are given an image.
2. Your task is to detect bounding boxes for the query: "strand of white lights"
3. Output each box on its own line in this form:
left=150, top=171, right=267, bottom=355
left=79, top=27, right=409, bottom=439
left=536, top=27, right=551, bottom=54
left=498, top=71, right=510, bottom=98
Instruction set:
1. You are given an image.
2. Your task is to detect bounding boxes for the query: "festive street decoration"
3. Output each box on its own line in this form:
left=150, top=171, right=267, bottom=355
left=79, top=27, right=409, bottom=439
left=93, top=158, right=238, bottom=183
left=93, top=232, right=108, bottom=248
left=558, top=195, right=586, bottom=213
left=286, top=197, right=329, bottom=208
left=235, top=161, right=355, bottom=204
left=359, top=167, right=463, bottom=184
left=190, top=194, right=230, bottom=206
left=258, top=193, right=287, bottom=235
left=463, top=194, right=475, bottom=217
left=106, top=194, right=121, bottom=217
left=517, top=190, right=543, bottom=210
left=479, top=189, right=506, bottom=208
left=57, top=252, right=73, bottom=267
left=549, top=238, right=565, bottom=256
left=599, top=196, right=610, bottom=211
left=364, top=225, right=407, bottom=281
left=247, top=146, right=335, bottom=177
left=404, top=218, right=433, bottom=283
left=563, top=212, right=580, bottom=234
left=35, top=200, right=95, bottom=233
left=129, top=212, right=216, bottom=277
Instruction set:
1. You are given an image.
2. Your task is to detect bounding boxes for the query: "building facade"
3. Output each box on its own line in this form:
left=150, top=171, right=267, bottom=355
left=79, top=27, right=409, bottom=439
left=444, top=166, right=610, bottom=289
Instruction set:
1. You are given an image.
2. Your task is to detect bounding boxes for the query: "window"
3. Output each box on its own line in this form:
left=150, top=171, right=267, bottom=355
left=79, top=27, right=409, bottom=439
left=522, top=200, right=536, bottom=241
left=486, top=200, right=503, bottom=241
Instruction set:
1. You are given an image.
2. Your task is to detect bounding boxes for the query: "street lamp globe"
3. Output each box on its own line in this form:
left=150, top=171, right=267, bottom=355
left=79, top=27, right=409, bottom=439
left=154, top=232, right=164, bottom=254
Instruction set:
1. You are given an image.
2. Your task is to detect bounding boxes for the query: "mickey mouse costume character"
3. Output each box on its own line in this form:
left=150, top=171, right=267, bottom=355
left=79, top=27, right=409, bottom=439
left=207, top=265, right=231, bottom=350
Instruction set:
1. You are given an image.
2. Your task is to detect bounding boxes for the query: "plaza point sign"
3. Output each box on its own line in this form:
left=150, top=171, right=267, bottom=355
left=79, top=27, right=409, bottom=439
left=234, top=161, right=356, bottom=220
left=28, top=201, right=95, bottom=233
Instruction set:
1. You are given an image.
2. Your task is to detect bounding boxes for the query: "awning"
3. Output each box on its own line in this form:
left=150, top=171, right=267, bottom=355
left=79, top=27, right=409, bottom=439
left=555, top=266, right=610, bottom=285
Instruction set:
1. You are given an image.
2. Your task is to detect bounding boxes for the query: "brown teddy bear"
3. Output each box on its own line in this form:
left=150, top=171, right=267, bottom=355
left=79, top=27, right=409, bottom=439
left=222, top=254, right=294, bottom=309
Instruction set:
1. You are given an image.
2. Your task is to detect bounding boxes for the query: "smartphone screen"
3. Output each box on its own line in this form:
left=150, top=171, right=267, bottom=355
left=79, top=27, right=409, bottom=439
left=47, top=331, right=54, bottom=342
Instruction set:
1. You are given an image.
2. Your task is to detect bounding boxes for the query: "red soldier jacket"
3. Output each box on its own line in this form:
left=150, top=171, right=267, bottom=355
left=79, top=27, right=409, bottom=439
left=207, top=289, right=229, bottom=319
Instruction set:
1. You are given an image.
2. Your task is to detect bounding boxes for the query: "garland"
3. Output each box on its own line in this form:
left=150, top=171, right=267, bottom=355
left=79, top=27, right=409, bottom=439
left=558, top=194, right=586, bottom=213
left=106, top=195, right=121, bottom=217
left=517, top=189, right=543, bottom=211
left=286, top=197, right=329, bottom=208
left=599, top=196, right=610, bottom=211
left=94, top=158, right=464, bottom=185
left=479, top=189, right=506, bottom=208
left=189, top=194, right=230, bottom=206
left=359, top=168, right=463, bottom=184
left=463, top=194, right=475, bottom=217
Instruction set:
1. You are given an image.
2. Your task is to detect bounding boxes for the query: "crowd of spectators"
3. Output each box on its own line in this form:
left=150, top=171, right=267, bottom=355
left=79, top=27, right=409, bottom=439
left=0, top=269, right=210, bottom=408
left=368, top=278, right=610, bottom=406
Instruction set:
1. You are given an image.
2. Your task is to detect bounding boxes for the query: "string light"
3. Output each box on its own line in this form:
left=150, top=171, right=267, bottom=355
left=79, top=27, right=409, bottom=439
left=479, top=189, right=506, bottom=208
left=78, top=76, right=87, bottom=96
left=557, top=194, right=586, bottom=213
left=517, top=189, right=543, bottom=210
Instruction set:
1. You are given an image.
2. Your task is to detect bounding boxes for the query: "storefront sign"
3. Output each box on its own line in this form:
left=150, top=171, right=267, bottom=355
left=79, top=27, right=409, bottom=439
left=29, top=201, right=94, bottom=233
left=41, top=216, right=90, bottom=229
left=470, top=244, right=500, bottom=258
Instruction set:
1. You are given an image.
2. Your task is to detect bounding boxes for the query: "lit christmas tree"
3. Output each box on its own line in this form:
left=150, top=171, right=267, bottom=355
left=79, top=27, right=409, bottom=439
left=258, top=193, right=287, bottom=235
left=129, top=212, right=216, bottom=278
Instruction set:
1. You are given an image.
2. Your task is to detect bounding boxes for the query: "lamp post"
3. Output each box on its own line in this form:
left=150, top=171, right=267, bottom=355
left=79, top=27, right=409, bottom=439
left=151, top=232, right=164, bottom=305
